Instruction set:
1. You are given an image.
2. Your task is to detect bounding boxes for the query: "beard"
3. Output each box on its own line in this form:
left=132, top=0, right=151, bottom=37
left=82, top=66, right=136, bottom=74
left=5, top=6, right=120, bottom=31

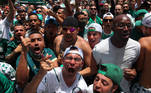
left=123, top=10, right=129, bottom=14
left=78, top=21, right=86, bottom=28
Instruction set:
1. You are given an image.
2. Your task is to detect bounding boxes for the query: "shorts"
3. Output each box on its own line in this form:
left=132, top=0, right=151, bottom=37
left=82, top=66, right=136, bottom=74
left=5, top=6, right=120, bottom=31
left=131, top=83, right=151, bottom=93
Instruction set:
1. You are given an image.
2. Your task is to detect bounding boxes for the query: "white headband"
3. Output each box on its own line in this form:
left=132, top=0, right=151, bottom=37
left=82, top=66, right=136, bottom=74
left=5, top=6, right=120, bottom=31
left=142, top=13, right=151, bottom=28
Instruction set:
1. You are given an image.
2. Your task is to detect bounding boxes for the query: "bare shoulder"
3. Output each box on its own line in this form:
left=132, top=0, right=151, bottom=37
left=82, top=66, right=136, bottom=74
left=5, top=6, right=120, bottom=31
left=77, top=36, right=89, bottom=45
left=54, top=35, right=63, bottom=43
left=77, top=36, right=92, bottom=51
left=53, top=35, right=63, bottom=54
left=139, top=36, right=151, bottom=48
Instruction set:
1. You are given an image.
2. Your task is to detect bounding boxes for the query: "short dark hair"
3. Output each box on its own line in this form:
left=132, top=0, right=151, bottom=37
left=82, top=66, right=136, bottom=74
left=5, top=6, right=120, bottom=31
left=62, top=16, right=78, bottom=28
left=28, top=30, right=42, bottom=37
left=13, top=23, right=25, bottom=31
left=28, top=12, right=39, bottom=20
left=74, top=12, right=85, bottom=19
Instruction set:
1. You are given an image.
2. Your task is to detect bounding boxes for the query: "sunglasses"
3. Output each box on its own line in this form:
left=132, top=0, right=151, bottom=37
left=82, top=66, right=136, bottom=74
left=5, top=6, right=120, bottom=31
left=29, top=19, right=37, bottom=22
left=90, top=8, right=96, bottom=10
left=63, top=27, right=76, bottom=32
left=103, top=19, right=113, bottom=22
left=37, top=11, right=42, bottom=13
left=57, top=12, right=62, bottom=14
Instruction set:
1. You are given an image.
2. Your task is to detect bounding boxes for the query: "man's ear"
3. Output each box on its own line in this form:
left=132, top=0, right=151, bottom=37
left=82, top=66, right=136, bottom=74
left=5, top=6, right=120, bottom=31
left=76, top=27, right=80, bottom=34
left=111, top=85, right=118, bottom=93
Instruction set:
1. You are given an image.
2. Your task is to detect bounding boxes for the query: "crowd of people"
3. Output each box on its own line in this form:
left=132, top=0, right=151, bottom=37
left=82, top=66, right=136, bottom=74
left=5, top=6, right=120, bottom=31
left=0, top=0, right=151, bottom=93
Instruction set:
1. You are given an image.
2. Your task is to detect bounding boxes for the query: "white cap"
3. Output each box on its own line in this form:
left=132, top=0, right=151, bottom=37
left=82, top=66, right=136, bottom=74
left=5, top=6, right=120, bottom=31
left=142, top=13, right=151, bottom=28
left=64, top=46, right=84, bottom=59
left=88, top=23, right=102, bottom=33
left=103, top=12, right=114, bottom=19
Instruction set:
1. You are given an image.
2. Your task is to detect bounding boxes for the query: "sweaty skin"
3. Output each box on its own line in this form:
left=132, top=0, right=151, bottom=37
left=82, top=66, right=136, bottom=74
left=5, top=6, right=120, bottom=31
left=136, top=36, right=151, bottom=88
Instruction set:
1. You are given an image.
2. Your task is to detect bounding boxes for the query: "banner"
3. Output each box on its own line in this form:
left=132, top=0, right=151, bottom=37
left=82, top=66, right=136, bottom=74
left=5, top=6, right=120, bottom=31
left=17, top=0, right=46, bottom=5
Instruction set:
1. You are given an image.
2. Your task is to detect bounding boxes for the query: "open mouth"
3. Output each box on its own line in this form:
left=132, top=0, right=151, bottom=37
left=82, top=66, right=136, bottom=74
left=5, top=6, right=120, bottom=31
left=122, top=33, right=129, bottom=38
left=89, top=39, right=95, bottom=43
left=33, top=47, right=41, bottom=54
left=65, top=35, right=72, bottom=42
left=93, top=90, right=100, bottom=93
left=68, top=68, right=75, bottom=73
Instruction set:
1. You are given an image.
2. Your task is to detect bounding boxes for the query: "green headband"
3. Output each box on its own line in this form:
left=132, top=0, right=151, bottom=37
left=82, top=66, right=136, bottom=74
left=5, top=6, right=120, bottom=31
left=88, top=28, right=96, bottom=32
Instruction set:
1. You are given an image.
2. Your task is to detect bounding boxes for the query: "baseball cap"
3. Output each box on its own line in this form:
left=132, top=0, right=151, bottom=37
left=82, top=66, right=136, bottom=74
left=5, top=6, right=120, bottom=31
left=135, top=20, right=142, bottom=26
left=135, top=9, right=148, bottom=18
left=45, top=17, right=58, bottom=26
left=88, top=23, right=102, bottom=33
left=63, top=46, right=84, bottom=59
left=62, top=16, right=78, bottom=28
left=103, top=12, right=114, bottom=19
left=98, top=64, right=123, bottom=88
left=142, top=13, right=151, bottom=28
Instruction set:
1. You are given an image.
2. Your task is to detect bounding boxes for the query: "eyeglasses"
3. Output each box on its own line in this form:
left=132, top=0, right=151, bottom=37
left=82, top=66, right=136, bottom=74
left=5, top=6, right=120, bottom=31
left=64, top=56, right=82, bottom=62
left=115, top=23, right=132, bottom=29
left=90, top=8, right=96, bottom=10
left=63, top=27, right=76, bottom=32
left=103, top=19, right=113, bottom=22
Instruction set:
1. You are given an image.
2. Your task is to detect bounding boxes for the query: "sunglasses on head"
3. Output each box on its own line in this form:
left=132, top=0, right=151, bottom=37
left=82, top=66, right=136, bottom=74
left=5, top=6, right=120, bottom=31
left=63, top=27, right=76, bottom=32
left=103, top=19, right=113, bottom=22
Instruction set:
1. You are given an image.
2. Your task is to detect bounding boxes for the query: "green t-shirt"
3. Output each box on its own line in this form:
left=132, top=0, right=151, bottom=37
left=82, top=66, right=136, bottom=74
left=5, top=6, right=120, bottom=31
left=5, top=40, right=21, bottom=68
left=16, top=48, right=57, bottom=81
left=88, top=16, right=103, bottom=26
left=5, top=39, right=20, bottom=57
left=0, top=72, right=15, bottom=93
left=102, top=31, right=114, bottom=39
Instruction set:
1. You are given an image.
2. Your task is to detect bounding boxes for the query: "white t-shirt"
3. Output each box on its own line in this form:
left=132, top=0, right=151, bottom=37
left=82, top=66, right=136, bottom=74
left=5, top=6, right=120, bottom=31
left=0, top=17, right=11, bottom=40
left=87, top=84, right=94, bottom=93
left=92, top=38, right=140, bottom=93
left=37, top=67, right=87, bottom=93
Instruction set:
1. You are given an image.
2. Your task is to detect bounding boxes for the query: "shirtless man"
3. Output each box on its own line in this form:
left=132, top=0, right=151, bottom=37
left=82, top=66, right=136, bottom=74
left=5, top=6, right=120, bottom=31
left=132, top=13, right=151, bottom=93
left=54, top=16, right=97, bottom=76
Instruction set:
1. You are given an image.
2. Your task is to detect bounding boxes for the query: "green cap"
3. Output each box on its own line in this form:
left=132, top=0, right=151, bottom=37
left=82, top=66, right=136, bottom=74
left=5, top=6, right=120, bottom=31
left=135, top=9, right=148, bottom=18
left=135, top=20, right=142, bottom=26
left=37, top=14, right=43, bottom=21
left=98, top=64, right=123, bottom=87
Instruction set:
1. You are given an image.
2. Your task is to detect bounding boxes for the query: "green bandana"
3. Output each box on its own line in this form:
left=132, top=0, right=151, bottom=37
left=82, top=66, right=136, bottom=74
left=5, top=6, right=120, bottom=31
left=88, top=28, right=96, bottom=32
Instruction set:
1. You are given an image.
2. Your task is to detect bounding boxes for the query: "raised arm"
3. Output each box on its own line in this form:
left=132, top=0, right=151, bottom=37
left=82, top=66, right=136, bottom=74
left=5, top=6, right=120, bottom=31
left=16, top=36, right=31, bottom=88
left=23, top=55, right=53, bottom=93
left=47, top=9, right=64, bottom=24
left=79, top=41, right=97, bottom=76
left=5, top=44, right=22, bottom=63
left=64, top=0, right=73, bottom=16
left=7, top=0, right=15, bottom=23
